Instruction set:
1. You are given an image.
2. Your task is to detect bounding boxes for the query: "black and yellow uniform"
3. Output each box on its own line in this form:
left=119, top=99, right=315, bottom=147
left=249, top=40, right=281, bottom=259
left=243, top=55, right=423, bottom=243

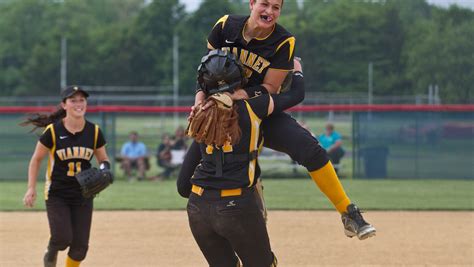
left=187, top=94, right=276, bottom=267
left=180, top=14, right=352, bottom=215
left=207, top=15, right=295, bottom=89
left=40, top=120, right=105, bottom=261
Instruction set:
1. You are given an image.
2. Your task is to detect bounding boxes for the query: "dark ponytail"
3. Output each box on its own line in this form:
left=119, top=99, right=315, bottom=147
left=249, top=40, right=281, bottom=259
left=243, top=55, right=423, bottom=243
left=21, top=105, right=66, bottom=131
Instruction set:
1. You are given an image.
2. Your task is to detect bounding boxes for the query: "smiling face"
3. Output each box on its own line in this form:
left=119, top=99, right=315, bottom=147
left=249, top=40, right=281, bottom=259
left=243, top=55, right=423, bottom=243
left=249, top=0, right=282, bottom=30
left=61, top=92, right=87, bottom=119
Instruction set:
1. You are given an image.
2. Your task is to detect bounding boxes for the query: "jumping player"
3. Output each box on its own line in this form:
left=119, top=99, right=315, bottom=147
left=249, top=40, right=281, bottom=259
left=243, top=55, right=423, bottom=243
left=22, top=86, right=111, bottom=267
left=179, top=0, right=376, bottom=240
left=182, top=50, right=305, bottom=267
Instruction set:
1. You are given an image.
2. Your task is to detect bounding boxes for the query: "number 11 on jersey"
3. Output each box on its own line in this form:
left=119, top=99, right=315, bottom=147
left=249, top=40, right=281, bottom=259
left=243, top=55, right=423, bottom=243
left=67, top=162, right=82, bottom=176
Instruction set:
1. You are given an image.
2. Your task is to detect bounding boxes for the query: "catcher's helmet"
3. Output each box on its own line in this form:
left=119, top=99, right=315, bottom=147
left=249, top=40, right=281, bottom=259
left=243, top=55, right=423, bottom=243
left=197, top=49, right=247, bottom=95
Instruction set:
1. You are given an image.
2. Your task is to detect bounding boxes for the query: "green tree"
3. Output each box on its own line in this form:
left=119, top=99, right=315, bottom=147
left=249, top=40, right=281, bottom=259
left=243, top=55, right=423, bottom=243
left=300, top=0, right=405, bottom=95
left=178, top=0, right=234, bottom=94
left=405, top=6, right=474, bottom=103
left=0, top=0, right=61, bottom=95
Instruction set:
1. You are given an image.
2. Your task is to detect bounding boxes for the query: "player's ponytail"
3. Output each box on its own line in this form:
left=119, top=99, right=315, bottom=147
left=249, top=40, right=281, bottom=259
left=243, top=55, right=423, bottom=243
left=21, top=105, right=66, bottom=131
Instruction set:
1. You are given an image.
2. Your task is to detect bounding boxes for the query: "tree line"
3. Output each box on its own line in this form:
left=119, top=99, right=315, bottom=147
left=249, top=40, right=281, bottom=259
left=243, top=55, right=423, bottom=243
left=0, top=0, right=472, bottom=103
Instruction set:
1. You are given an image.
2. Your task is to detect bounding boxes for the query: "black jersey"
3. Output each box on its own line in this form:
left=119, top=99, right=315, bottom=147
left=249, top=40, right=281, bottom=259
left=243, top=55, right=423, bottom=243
left=208, top=15, right=295, bottom=88
left=39, top=120, right=106, bottom=201
left=192, top=95, right=271, bottom=189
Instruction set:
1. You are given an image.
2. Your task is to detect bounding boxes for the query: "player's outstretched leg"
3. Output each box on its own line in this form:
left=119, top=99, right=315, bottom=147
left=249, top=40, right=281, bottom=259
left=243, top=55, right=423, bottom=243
left=262, top=113, right=376, bottom=239
left=341, top=204, right=376, bottom=240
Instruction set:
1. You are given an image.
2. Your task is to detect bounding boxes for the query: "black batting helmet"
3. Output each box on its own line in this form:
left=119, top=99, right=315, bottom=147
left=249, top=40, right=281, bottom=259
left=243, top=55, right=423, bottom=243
left=197, top=49, right=247, bottom=95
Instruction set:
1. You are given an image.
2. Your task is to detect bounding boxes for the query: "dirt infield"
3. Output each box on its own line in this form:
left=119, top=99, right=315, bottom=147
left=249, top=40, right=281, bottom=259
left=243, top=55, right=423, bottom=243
left=0, top=211, right=472, bottom=266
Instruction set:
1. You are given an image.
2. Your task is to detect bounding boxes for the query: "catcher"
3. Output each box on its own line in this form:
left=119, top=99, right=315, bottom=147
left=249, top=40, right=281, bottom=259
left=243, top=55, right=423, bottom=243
left=180, top=0, right=376, bottom=242
left=178, top=49, right=304, bottom=267
left=22, top=86, right=113, bottom=267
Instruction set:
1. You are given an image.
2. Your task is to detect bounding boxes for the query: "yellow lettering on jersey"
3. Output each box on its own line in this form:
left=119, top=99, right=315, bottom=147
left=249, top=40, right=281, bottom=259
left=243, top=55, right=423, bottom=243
left=231, top=47, right=238, bottom=57
left=78, top=147, right=85, bottom=159
left=236, top=49, right=271, bottom=76
left=245, top=52, right=258, bottom=68
left=56, top=149, right=66, bottom=161
left=239, top=50, right=248, bottom=65
left=84, top=148, right=94, bottom=160
left=56, top=147, right=94, bottom=161
left=253, top=57, right=271, bottom=74
left=73, top=147, right=79, bottom=158
left=66, top=148, right=73, bottom=159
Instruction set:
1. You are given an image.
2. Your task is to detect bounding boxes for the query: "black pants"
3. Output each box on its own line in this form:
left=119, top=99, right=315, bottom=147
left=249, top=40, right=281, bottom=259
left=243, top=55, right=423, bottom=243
left=327, top=147, right=345, bottom=165
left=177, top=112, right=330, bottom=197
left=187, top=188, right=275, bottom=267
left=158, top=161, right=177, bottom=178
left=46, top=196, right=93, bottom=261
left=261, top=112, right=329, bottom=170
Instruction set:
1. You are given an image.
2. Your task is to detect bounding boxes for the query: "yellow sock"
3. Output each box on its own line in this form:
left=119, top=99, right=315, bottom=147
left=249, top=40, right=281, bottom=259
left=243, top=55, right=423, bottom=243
left=65, top=256, right=81, bottom=267
left=309, top=161, right=351, bottom=214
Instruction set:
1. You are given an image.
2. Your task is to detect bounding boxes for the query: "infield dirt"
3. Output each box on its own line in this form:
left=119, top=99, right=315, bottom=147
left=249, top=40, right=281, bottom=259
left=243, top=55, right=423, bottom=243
left=1, top=211, right=472, bottom=266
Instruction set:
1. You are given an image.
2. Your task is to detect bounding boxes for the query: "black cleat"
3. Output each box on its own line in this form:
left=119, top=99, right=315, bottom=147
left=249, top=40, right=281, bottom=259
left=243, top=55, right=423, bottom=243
left=43, top=247, right=58, bottom=267
left=341, top=203, right=376, bottom=240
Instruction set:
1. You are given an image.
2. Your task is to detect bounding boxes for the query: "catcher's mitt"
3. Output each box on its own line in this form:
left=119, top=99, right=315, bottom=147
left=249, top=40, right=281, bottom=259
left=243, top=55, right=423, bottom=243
left=186, top=93, right=241, bottom=147
left=75, top=167, right=113, bottom=198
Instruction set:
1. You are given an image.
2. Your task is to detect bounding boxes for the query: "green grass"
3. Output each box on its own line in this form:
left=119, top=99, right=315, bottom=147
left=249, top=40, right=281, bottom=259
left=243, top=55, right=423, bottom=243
left=2, top=179, right=472, bottom=211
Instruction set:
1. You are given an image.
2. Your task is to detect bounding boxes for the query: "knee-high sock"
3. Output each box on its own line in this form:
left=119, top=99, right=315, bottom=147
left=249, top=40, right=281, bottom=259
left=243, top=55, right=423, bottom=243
left=309, top=161, right=351, bottom=213
left=65, top=256, right=81, bottom=267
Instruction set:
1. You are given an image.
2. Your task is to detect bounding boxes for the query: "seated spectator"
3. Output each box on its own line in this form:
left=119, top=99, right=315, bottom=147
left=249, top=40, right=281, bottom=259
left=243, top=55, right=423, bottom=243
left=171, top=126, right=188, bottom=150
left=156, top=133, right=178, bottom=179
left=120, top=131, right=148, bottom=181
left=319, top=123, right=345, bottom=174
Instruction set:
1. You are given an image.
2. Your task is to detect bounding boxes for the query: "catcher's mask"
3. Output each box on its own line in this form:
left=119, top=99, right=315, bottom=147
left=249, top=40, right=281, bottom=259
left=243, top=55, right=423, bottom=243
left=197, top=49, right=247, bottom=95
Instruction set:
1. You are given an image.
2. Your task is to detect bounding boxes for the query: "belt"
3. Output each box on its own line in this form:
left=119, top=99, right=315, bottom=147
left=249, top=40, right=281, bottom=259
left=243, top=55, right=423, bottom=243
left=191, top=185, right=242, bottom=197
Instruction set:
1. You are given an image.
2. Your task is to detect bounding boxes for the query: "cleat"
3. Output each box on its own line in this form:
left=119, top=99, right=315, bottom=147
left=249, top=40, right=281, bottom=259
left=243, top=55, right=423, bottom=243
left=341, top=203, right=376, bottom=240
left=43, top=247, right=58, bottom=267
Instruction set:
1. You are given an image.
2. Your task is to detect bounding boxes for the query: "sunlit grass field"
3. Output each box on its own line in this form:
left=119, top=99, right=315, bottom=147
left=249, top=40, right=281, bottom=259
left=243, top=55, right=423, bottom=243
left=1, top=179, right=472, bottom=211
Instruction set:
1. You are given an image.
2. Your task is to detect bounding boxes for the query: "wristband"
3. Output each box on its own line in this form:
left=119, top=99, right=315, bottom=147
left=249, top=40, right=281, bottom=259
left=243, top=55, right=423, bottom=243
left=99, top=161, right=111, bottom=170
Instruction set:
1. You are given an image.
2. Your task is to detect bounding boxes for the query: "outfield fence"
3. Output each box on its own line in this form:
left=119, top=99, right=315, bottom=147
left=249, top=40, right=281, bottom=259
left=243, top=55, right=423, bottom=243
left=1, top=104, right=472, bottom=180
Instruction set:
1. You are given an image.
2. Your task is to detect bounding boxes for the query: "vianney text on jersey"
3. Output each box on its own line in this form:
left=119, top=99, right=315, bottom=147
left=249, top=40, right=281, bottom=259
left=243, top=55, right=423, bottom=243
left=207, top=15, right=295, bottom=88
left=39, top=120, right=105, bottom=202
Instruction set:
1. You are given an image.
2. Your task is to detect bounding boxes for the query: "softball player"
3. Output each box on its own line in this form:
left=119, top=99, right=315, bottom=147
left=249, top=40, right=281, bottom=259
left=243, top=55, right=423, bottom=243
left=22, top=86, right=110, bottom=267
left=179, top=0, right=376, bottom=240
left=181, top=52, right=305, bottom=267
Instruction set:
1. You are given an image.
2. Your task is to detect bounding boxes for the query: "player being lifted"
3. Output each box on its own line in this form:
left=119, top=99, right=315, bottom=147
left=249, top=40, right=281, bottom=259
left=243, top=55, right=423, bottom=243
left=178, top=0, right=376, bottom=240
